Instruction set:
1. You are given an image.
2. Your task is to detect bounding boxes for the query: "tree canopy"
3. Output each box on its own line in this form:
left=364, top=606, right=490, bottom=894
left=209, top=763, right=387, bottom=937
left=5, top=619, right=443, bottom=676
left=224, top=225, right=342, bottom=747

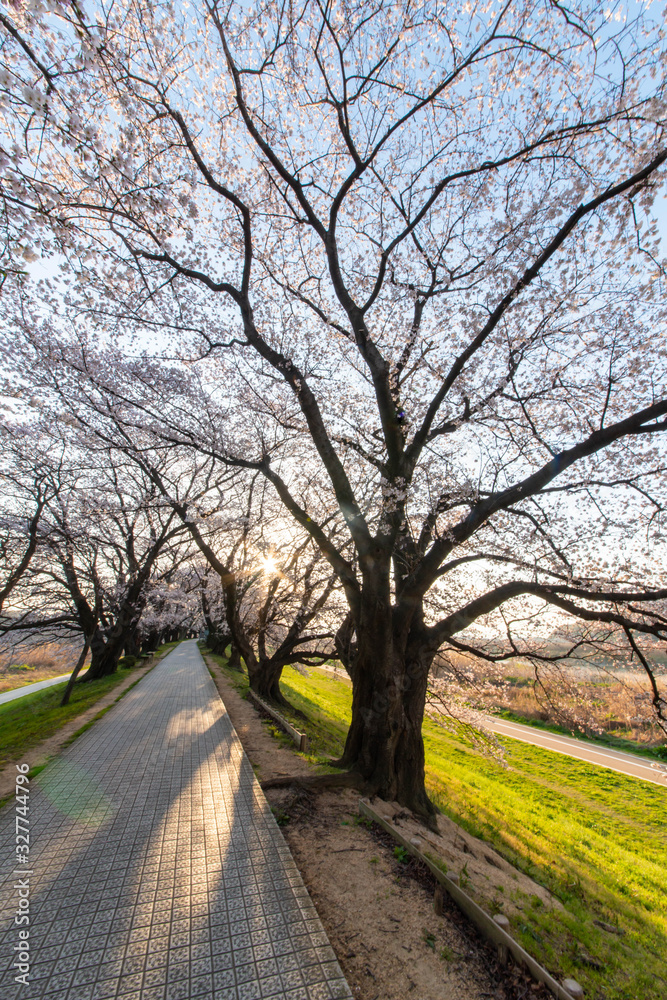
left=1, top=0, right=666, bottom=818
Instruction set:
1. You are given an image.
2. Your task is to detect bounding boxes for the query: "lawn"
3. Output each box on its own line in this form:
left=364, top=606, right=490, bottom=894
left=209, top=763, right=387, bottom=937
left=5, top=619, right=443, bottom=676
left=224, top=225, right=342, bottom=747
left=0, top=642, right=180, bottom=767
left=259, top=664, right=666, bottom=1000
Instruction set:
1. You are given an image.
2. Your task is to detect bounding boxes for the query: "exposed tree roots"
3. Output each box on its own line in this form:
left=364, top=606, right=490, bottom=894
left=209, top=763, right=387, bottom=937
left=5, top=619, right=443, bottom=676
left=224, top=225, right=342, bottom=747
left=259, top=769, right=440, bottom=832
left=260, top=770, right=365, bottom=792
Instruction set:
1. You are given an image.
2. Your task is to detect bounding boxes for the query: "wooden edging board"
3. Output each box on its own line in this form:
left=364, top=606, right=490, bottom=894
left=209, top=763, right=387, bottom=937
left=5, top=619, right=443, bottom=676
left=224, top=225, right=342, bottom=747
left=247, top=689, right=309, bottom=752
left=358, top=798, right=577, bottom=1000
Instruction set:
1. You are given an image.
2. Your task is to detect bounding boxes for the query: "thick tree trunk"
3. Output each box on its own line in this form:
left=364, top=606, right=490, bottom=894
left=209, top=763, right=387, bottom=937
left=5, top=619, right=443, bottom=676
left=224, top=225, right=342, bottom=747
left=124, top=629, right=140, bottom=658
left=250, top=656, right=288, bottom=705
left=83, top=607, right=142, bottom=680
left=227, top=642, right=242, bottom=670
left=83, top=630, right=125, bottom=680
left=207, top=629, right=232, bottom=656
left=337, top=581, right=437, bottom=824
left=141, top=630, right=160, bottom=653
left=340, top=650, right=434, bottom=822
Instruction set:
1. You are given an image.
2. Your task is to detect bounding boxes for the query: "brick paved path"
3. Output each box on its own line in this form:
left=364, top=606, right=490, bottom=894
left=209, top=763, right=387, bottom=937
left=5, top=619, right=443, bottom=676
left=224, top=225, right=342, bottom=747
left=0, top=641, right=351, bottom=1000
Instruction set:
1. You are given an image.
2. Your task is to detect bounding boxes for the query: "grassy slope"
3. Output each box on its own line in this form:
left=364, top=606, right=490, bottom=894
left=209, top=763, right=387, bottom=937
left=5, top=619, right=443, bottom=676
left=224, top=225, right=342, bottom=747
left=273, top=665, right=666, bottom=1000
left=0, top=642, right=180, bottom=766
left=492, top=707, right=667, bottom=761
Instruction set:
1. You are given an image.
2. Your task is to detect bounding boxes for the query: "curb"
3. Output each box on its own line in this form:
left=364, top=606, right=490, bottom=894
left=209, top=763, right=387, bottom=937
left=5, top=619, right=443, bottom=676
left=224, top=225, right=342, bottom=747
left=247, top=688, right=309, bottom=751
left=358, top=798, right=582, bottom=1000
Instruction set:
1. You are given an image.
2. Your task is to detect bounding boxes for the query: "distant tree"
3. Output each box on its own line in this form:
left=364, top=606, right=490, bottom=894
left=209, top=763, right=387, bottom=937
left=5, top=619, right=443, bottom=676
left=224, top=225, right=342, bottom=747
left=0, top=419, right=53, bottom=627
left=93, top=445, right=346, bottom=704
left=40, top=450, right=187, bottom=680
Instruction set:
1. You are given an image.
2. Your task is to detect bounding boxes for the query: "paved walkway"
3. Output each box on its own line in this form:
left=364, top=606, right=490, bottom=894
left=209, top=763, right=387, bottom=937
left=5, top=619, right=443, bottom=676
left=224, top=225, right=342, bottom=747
left=0, top=641, right=351, bottom=1000
left=0, top=674, right=71, bottom=706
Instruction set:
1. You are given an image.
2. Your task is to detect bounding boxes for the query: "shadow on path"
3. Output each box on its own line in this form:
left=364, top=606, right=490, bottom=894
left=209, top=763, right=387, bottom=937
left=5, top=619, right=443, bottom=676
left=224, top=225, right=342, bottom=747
left=0, top=641, right=351, bottom=1000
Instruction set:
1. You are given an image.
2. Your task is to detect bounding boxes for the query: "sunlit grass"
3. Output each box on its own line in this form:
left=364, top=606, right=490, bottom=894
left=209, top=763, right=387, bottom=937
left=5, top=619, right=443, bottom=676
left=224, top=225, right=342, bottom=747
left=274, top=664, right=666, bottom=1000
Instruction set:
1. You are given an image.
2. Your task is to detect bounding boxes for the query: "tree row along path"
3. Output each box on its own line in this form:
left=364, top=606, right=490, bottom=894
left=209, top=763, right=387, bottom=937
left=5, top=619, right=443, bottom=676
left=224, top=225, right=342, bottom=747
left=0, top=640, right=352, bottom=1000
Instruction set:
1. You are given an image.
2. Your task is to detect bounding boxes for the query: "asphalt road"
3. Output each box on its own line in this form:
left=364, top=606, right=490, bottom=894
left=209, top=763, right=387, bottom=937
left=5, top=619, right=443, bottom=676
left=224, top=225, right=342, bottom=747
left=487, top=716, right=667, bottom=787
left=0, top=673, right=71, bottom=706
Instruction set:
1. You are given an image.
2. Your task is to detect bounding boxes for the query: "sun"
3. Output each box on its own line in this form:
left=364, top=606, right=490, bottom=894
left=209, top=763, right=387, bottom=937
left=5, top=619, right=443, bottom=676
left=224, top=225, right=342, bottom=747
left=261, top=555, right=278, bottom=575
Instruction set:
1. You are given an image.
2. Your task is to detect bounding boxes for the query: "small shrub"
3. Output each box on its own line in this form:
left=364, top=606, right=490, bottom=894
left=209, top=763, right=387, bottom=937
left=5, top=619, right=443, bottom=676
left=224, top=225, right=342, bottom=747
left=423, top=930, right=436, bottom=950
left=354, top=814, right=372, bottom=828
left=271, top=807, right=290, bottom=827
left=440, top=945, right=457, bottom=962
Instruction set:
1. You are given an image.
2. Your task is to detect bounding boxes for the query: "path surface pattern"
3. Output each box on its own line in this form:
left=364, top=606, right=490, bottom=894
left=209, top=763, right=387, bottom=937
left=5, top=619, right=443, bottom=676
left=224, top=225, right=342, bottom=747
left=0, top=641, right=351, bottom=1000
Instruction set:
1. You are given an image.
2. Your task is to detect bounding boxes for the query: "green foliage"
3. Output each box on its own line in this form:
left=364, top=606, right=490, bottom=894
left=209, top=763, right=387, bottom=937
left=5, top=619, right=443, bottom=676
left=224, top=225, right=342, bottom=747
left=393, top=845, right=409, bottom=864
left=423, top=930, right=436, bottom=950
left=202, top=647, right=249, bottom=696
left=271, top=807, right=290, bottom=827
left=354, top=813, right=372, bottom=828
left=439, top=945, right=457, bottom=962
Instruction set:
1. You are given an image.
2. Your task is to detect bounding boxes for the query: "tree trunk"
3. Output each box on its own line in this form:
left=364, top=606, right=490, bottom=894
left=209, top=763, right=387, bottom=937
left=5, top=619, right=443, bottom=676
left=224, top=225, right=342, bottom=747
left=83, top=609, right=140, bottom=680
left=142, top=630, right=160, bottom=653
left=208, top=629, right=232, bottom=656
left=124, top=629, right=140, bottom=658
left=223, top=642, right=239, bottom=669
left=250, top=656, right=289, bottom=705
left=60, top=635, right=91, bottom=706
left=334, top=610, right=357, bottom=681
left=337, top=583, right=437, bottom=824
left=82, top=630, right=125, bottom=680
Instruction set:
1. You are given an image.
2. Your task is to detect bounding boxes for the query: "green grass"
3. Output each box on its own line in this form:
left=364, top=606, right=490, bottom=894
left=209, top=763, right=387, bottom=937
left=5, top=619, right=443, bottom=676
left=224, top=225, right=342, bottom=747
left=203, top=647, right=250, bottom=695
left=493, top=707, right=667, bottom=761
left=271, top=665, right=667, bottom=1000
left=202, top=648, right=349, bottom=765
left=0, top=642, right=179, bottom=767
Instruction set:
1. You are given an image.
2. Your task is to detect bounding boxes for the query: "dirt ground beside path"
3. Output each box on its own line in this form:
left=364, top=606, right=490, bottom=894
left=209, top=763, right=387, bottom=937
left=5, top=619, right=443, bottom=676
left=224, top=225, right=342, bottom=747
left=205, top=656, right=552, bottom=1000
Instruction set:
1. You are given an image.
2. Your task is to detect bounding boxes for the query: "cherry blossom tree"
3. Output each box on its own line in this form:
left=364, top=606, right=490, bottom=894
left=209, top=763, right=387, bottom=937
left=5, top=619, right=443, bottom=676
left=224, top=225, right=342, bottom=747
left=0, top=417, right=53, bottom=628
left=2, top=0, right=667, bottom=819
left=4, top=381, right=347, bottom=702
left=72, top=425, right=346, bottom=703
left=38, top=448, right=188, bottom=681
left=138, top=571, right=203, bottom=650
left=0, top=416, right=198, bottom=695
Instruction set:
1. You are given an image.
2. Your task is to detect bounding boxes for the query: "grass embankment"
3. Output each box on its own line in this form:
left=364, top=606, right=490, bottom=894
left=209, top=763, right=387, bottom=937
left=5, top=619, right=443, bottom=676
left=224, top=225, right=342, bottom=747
left=0, top=642, right=179, bottom=767
left=207, top=651, right=665, bottom=1000
left=493, top=707, right=667, bottom=761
